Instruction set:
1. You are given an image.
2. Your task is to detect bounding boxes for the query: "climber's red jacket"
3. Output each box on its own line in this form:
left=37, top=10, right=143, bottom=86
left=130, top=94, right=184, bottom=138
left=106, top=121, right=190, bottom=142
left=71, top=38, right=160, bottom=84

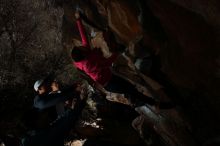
left=74, top=18, right=118, bottom=86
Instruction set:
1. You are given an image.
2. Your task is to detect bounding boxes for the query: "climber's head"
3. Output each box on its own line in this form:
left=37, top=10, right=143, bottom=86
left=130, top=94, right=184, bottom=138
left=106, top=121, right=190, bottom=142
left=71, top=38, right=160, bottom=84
left=71, top=46, right=87, bottom=62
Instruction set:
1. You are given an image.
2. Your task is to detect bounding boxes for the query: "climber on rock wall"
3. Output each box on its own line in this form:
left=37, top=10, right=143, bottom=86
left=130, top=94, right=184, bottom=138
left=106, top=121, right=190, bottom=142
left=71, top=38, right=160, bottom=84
left=71, top=10, right=159, bottom=107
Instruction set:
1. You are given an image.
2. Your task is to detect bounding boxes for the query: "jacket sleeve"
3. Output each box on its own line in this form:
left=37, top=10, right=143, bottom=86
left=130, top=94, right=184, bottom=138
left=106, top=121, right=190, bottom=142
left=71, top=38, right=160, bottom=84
left=34, top=89, right=79, bottom=110
left=34, top=94, right=67, bottom=110
left=76, top=18, right=90, bottom=48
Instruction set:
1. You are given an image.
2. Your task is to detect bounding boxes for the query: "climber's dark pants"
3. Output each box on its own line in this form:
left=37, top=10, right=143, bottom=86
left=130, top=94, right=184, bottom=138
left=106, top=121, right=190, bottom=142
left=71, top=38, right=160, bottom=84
left=105, top=74, right=156, bottom=106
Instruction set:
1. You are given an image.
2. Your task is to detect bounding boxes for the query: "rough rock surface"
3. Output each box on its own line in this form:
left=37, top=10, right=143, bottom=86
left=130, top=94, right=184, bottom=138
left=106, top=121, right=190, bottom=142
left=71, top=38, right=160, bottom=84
left=0, top=0, right=220, bottom=145
left=0, top=0, right=76, bottom=137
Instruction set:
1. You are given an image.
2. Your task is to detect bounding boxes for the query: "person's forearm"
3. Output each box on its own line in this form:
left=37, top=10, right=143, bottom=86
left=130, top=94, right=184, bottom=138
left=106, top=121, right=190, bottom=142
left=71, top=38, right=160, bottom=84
left=76, top=18, right=89, bottom=48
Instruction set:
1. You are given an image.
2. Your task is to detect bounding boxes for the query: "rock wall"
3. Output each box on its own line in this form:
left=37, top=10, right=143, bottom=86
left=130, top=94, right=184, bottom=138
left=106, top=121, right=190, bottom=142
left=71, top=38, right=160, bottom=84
left=0, top=0, right=76, bottom=136
left=62, top=0, right=220, bottom=143
left=145, top=0, right=220, bottom=142
left=0, top=0, right=220, bottom=144
left=0, top=0, right=76, bottom=89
